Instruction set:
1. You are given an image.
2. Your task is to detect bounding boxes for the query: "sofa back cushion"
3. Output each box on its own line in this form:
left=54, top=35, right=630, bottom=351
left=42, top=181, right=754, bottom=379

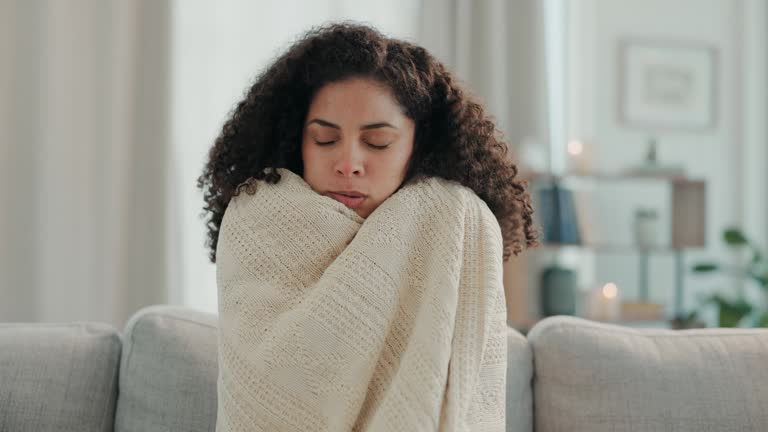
left=0, top=322, right=121, bottom=432
left=506, top=326, right=533, bottom=432
left=114, top=305, right=218, bottom=432
left=528, top=315, right=768, bottom=432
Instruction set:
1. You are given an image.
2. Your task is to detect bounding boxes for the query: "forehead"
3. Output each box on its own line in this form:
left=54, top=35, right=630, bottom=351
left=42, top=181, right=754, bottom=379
left=306, top=78, right=406, bottom=122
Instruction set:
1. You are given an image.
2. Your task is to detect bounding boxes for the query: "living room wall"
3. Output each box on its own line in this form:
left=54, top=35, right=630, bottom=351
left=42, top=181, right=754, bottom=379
left=560, top=0, right=767, bottom=323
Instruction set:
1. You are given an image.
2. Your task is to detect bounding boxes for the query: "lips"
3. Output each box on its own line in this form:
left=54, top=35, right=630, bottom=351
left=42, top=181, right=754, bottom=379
left=327, top=192, right=366, bottom=209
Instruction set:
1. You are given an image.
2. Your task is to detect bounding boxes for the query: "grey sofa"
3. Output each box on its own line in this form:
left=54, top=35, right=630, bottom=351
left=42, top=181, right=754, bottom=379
left=3, top=304, right=768, bottom=432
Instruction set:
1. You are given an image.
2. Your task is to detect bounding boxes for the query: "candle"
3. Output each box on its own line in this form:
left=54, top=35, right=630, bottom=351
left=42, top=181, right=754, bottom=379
left=566, top=138, right=592, bottom=175
left=587, top=283, right=622, bottom=322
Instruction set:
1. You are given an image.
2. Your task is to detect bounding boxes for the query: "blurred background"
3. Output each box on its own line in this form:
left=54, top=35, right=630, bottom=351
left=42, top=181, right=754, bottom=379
left=1, top=0, right=765, bottom=331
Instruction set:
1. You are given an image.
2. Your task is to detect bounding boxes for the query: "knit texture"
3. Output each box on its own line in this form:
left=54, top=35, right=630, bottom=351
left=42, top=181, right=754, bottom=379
left=215, top=168, right=507, bottom=431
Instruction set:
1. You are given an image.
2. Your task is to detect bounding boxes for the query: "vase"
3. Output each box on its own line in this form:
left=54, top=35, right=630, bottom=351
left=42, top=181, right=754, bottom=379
left=540, top=265, right=577, bottom=317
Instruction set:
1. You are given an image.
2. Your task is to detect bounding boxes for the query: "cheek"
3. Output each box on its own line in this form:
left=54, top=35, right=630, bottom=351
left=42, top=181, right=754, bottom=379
left=301, top=141, right=319, bottom=169
left=388, top=145, right=413, bottom=172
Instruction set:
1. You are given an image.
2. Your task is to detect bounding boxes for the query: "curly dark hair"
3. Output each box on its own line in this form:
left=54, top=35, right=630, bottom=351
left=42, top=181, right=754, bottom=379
left=197, top=21, right=538, bottom=263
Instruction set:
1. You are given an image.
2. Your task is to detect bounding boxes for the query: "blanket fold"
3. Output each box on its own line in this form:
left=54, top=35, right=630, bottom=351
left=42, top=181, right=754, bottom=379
left=215, top=168, right=507, bottom=431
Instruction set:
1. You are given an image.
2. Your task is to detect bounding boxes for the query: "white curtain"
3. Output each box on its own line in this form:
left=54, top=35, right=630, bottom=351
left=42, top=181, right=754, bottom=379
left=418, top=0, right=547, bottom=156
left=0, top=0, right=172, bottom=327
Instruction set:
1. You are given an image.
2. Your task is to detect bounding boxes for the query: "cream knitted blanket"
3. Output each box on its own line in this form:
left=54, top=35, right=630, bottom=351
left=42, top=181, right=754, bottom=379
left=215, top=168, right=507, bottom=431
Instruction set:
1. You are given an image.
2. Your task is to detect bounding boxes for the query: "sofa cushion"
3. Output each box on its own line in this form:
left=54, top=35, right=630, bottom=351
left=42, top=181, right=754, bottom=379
left=114, top=305, right=218, bottom=432
left=528, top=316, right=768, bottom=432
left=506, top=326, right=533, bottom=432
left=0, top=322, right=121, bottom=432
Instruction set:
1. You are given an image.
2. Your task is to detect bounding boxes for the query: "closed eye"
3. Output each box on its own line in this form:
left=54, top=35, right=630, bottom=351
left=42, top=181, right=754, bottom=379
left=367, top=142, right=390, bottom=150
left=314, top=139, right=390, bottom=150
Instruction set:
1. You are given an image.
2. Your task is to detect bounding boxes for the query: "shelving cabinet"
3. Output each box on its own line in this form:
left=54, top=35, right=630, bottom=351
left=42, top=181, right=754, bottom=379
left=521, top=171, right=707, bottom=320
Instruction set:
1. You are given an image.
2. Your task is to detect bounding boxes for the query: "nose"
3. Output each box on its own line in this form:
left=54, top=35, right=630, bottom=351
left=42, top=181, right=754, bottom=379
left=333, top=141, right=365, bottom=177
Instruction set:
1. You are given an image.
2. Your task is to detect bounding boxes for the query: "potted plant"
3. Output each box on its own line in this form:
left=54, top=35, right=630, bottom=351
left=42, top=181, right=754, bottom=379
left=689, top=227, right=768, bottom=328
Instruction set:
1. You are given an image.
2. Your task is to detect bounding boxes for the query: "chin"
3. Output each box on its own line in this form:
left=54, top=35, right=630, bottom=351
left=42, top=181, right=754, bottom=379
left=356, top=206, right=374, bottom=218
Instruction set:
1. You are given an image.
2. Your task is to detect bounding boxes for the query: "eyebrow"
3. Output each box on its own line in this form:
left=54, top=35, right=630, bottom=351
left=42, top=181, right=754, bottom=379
left=306, top=118, right=398, bottom=130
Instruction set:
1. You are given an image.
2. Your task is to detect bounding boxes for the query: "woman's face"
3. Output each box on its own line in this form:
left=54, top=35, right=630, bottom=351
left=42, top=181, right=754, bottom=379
left=301, top=77, right=415, bottom=218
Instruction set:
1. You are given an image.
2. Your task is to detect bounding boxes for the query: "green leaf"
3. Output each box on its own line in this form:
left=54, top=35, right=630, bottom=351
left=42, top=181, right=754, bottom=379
left=712, top=295, right=752, bottom=327
left=751, top=250, right=763, bottom=265
left=719, top=308, right=749, bottom=327
left=749, top=271, right=768, bottom=289
left=723, top=227, right=748, bottom=246
left=692, top=263, right=719, bottom=273
left=759, top=313, right=768, bottom=328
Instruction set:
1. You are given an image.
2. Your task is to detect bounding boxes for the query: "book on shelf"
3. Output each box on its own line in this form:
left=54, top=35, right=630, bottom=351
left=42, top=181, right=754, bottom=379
left=537, top=182, right=581, bottom=244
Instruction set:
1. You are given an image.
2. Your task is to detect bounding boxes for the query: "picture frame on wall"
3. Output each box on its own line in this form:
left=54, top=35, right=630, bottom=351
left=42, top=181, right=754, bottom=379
left=618, top=39, right=718, bottom=131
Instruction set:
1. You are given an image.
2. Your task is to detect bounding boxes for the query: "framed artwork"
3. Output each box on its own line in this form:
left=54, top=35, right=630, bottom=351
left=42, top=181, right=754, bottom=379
left=618, top=39, right=718, bottom=131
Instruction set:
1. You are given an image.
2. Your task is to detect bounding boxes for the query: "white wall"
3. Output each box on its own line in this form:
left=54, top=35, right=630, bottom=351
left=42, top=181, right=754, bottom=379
left=565, top=0, right=767, bottom=320
left=169, top=0, right=423, bottom=315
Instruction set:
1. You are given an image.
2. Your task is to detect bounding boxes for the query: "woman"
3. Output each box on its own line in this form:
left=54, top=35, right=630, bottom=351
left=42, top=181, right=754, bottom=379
left=198, top=22, right=537, bottom=431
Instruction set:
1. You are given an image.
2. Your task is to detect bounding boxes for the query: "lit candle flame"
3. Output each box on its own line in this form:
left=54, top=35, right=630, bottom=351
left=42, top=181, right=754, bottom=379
left=567, top=139, right=584, bottom=156
left=602, top=283, right=618, bottom=299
